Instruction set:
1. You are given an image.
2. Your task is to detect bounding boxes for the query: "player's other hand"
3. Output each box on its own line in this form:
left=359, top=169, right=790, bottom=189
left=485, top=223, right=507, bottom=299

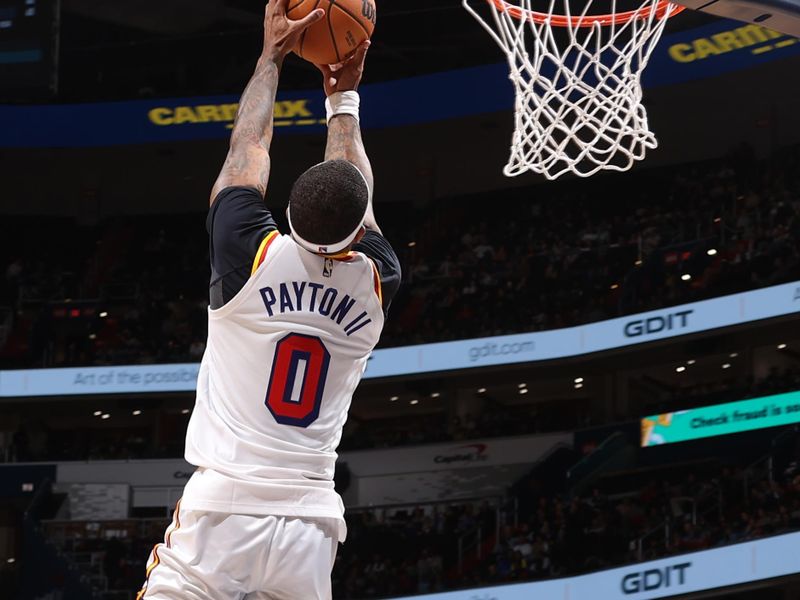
left=316, top=41, right=370, bottom=96
left=263, top=0, right=324, bottom=63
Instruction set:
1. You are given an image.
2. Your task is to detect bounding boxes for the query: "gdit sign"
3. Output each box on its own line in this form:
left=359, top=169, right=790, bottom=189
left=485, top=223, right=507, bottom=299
left=621, top=562, right=692, bottom=594
left=624, top=309, right=693, bottom=338
left=388, top=532, right=800, bottom=600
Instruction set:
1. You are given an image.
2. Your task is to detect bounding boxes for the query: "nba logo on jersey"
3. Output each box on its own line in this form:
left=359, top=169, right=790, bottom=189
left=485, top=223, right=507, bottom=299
left=323, top=258, right=334, bottom=278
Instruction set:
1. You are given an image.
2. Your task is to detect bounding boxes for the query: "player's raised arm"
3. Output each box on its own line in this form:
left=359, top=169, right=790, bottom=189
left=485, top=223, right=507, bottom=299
left=316, top=42, right=380, bottom=234
left=210, top=0, right=324, bottom=204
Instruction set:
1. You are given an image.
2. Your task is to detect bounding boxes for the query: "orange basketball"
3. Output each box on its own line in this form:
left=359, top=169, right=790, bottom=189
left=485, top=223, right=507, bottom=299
left=288, top=0, right=376, bottom=66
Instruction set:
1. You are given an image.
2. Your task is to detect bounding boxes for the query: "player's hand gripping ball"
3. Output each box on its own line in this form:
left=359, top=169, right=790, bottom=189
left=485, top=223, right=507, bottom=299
left=289, top=0, right=376, bottom=65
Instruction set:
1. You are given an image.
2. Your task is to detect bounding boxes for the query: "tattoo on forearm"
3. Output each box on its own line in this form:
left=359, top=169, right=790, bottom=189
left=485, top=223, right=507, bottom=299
left=325, top=116, right=373, bottom=190
left=325, top=116, right=358, bottom=160
left=213, top=58, right=281, bottom=199
left=232, top=59, right=280, bottom=149
left=325, top=114, right=379, bottom=231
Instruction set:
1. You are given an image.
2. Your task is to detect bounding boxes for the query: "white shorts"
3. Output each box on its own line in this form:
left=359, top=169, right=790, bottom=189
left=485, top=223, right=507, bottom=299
left=138, top=502, right=339, bottom=600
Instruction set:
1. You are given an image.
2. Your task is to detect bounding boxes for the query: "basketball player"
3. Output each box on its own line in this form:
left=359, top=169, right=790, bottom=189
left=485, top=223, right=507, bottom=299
left=136, top=2, right=400, bottom=598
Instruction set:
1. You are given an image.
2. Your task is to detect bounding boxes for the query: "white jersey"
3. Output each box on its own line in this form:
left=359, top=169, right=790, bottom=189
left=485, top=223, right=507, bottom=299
left=182, top=231, right=384, bottom=542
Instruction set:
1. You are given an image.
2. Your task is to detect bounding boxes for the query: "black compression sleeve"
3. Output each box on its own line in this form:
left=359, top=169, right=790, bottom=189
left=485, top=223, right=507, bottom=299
left=353, top=229, right=402, bottom=313
left=208, top=186, right=278, bottom=309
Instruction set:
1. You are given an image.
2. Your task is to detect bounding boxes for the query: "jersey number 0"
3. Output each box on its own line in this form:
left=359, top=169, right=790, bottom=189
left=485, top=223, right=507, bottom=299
left=265, top=333, right=331, bottom=427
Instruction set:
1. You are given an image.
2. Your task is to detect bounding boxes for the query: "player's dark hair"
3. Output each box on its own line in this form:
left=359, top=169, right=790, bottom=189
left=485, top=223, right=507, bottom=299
left=288, top=160, right=369, bottom=246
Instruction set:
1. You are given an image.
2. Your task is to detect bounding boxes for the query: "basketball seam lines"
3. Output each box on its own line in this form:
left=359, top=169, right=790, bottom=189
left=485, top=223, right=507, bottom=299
left=299, top=29, right=308, bottom=57
left=287, top=0, right=305, bottom=12
left=332, top=1, right=372, bottom=38
left=298, top=0, right=323, bottom=60
left=328, top=1, right=342, bottom=64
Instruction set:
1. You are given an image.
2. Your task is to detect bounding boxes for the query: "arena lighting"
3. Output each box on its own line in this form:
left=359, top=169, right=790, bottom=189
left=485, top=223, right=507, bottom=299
left=477, top=388, right=487, bottom=394
left=132, top=410, right=142, bottom=416
left=722, top=363, right=731, bottom=369
left=676, top=366, right=686, bottom=373
left=519, top=388, right=529, bottom=395
left=101, top=413, right=110, bottom=420
left=574, top=377, right=584, bottom=383
left=93, top=410, right=102, bottom=416
left=778, top=343, right=788, bottom=350
left=574, top=383, right=584, bottom=389
left=430, top=392, right=441, bottom=398
left=686, top=359, right=696, bottom=365
left=634, top=259, right=643, bottom=266
left=6, top=558, right=15, bottom=564
left=88, top=333, right=97, bottom=340
left=729, top=352, right=738, bottom=358
left=681, top=274, right=691, bottom=281
left=707, top=248, right=718, bottom=256
left=99, top=311, right=108, bottom=318
left=518, top=383, right=527, bottom=388
left=409, top=399, right=419, bottom=405
left=181, top=409, right=191, bottom=414
left=610, top=283, right=619, bottom=290
left=389, top=396, right=399, bottom=402
left=407, top=241, right=416, bottom=248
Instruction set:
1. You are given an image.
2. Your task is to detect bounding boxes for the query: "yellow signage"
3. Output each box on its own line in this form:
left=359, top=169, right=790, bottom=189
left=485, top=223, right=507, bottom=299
left=147, top=100, right=324, bottom=129
left=668, top=24, right=797, bottom=63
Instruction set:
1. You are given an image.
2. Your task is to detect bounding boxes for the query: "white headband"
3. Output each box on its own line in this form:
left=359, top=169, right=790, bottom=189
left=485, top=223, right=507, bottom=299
left=287, top=162, right=370, bottom=255
left=288, top=210, right=364, bottom=255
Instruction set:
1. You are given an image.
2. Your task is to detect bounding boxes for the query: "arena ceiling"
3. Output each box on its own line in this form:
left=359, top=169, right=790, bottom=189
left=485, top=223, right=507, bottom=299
left=57, top=0, right=717, bottom=102
left=2, top=52, right=799, bottom=215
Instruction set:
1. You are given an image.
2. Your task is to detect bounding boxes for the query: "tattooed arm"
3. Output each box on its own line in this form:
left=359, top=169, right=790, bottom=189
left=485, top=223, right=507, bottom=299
left=317, top=42, right=380, bottom=233
left=326, top=114, right=378, bottom=231
left=210, top=0, right=324, bottom=204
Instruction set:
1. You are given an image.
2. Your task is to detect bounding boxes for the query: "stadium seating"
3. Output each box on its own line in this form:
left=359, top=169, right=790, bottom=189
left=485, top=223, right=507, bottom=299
left=1, top=143, right=798, bottom=368
left=31, top=428, right=800, bottom=598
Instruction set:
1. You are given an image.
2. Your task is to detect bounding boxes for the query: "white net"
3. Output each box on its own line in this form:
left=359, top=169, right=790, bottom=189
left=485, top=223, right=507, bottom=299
left=464, top=0, right=683, bottom=179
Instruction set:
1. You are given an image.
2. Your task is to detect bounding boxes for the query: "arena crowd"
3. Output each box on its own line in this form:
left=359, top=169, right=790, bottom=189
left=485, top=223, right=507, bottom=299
left=42, top=432, right=800, bottom=598
left=1, top=143, right=798, bottom=368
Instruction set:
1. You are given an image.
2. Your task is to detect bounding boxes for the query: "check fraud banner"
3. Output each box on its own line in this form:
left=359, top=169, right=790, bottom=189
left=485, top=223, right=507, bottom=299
left=641, top=389, right=800, bottom=447
left=0, top=280, right=797, bottom=398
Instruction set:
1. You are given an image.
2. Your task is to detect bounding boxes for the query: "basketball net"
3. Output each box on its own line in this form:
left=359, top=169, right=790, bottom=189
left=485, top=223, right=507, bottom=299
left=464, top=0, right=683, bottom=179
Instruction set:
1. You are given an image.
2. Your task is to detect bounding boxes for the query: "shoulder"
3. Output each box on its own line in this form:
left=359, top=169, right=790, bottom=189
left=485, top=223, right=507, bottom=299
left=208, top=186, right=278, bottom=233
left=208, top=186, right=279, bottom=256
left=353, top=230, right=400, bottom=271
left=207, top=186, right=280, bottom=309
left=352, top=229, right=402, bottom=312
left=211, top=185, right=264, bottom=207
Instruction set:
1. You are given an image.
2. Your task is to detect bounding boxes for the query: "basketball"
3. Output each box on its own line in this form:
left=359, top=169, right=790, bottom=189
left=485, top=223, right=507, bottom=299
left=289, top=0, right=376, bottom=66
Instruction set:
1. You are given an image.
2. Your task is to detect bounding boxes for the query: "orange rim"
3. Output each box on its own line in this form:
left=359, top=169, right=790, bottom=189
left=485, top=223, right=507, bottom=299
left=486, top=0, right=685, bottom=26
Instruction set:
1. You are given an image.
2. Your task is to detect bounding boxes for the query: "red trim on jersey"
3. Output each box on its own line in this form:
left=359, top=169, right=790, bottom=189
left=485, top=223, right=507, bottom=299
left=165, top=499, right=182, bottom=548
left=136, top=498, right=182, bottom=599
left=135, top=545, right=160, bottom=600
left=369, top=259, right=383, bottom=305
left=251, top=230, right=280, bottom=275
